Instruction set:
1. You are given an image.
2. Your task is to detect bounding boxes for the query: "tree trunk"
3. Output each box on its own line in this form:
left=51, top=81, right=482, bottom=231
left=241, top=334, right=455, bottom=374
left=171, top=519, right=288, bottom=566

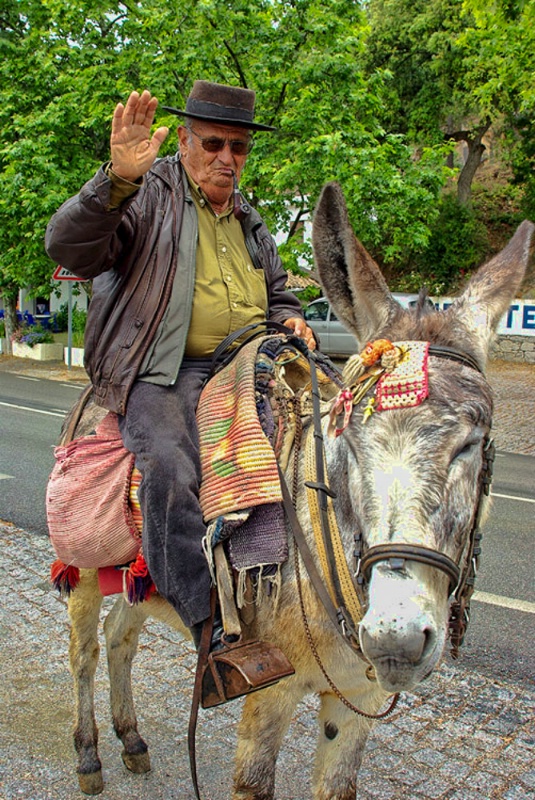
left=445, top=118, right=492, bottom=206
left=455, top=120, right=492, bottom=206
left=1, top=291, right=19, bottom=355
left=457, top=139, right=485, bottom=205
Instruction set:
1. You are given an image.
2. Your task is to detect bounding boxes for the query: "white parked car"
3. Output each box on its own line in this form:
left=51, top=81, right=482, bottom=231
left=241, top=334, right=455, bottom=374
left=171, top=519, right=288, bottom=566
left=303, top=294, right=435, bottom=357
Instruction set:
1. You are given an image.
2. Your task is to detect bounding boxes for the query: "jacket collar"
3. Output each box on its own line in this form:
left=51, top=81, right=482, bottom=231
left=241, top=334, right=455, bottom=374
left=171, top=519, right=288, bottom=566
left=149, top=154, right=185, bottom=193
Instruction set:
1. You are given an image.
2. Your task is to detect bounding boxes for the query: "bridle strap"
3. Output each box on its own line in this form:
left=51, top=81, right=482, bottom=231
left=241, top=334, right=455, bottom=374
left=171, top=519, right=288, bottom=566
left=428, top=345, right=483, bottom=374
left=449, top=437, right=494, bottom=657
left=279, top=464, right=401, bottom=720
left=358, top=543, right=461, bottom=594
left=306, top=352, right=346, bottom=604
left=305, top=352, right=363, bottom=642
left=304, top=427, right=364, bottom=631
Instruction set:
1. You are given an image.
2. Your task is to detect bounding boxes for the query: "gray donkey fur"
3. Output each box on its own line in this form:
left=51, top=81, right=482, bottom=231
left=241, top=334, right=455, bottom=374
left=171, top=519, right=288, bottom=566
left=63, top=182, right=533, bottom=799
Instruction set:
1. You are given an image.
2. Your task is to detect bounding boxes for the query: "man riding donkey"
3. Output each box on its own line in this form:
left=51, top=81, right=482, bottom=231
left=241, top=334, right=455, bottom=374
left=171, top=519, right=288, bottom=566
left=45, top=81, right=316, bottom=676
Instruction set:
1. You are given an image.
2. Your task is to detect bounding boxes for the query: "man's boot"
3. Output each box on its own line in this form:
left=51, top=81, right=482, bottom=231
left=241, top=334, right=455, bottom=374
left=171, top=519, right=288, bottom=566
left=190, top=606, right=235, bottom=653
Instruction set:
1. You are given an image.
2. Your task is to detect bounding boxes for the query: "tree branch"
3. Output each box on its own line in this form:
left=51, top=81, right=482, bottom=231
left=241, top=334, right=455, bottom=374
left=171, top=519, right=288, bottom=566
left=204, top=15, right=248, bottom=86
left=444, top=117, right=492, bottom=145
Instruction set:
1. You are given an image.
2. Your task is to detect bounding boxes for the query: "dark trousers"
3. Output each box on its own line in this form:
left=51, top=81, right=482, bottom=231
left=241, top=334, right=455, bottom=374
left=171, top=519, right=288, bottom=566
left=118, top=360, right=213, bottom=627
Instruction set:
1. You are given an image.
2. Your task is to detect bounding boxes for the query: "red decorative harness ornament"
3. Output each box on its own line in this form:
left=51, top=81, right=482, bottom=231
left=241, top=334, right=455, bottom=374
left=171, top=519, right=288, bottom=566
left=328, top=340, right=430, bottom=436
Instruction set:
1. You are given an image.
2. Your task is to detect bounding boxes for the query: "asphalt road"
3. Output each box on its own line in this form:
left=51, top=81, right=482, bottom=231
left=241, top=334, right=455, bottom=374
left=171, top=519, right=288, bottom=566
left=0, top=371, right=85, bottom=533
left=0, top=370, right=533, bottom=689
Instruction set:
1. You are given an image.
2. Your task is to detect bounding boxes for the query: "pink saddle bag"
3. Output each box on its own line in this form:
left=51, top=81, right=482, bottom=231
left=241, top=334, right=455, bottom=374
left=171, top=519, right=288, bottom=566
left=46, top=412, right=141, bottom=568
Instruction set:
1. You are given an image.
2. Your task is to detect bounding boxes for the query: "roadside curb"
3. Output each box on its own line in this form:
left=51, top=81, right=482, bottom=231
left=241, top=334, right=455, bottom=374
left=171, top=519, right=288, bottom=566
left=0, top=355, right=88, bottom=384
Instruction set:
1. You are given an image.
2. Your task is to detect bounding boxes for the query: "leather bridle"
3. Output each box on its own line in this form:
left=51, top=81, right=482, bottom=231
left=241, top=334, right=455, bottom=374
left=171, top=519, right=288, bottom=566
left=356, top=543, right=461, bottom=598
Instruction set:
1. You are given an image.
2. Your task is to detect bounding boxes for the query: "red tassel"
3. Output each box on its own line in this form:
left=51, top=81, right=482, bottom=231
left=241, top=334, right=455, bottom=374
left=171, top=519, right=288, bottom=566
left=124, top=552, right=155, bottom=604
left=50, top=559, right=80, bottom=596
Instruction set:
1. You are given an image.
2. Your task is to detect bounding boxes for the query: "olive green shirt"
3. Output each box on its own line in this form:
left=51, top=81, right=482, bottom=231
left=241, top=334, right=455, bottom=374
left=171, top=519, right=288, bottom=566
left=184, top=175, right=268, bottom=357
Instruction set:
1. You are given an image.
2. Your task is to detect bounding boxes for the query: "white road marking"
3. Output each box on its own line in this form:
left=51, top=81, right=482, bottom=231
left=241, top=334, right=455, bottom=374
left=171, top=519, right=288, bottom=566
left=0, top=473, right=15, bottom=480
left=0, top=401, right=64, bottom=418
left=491, top=492, right=535, bottom=505
left=60, top=383, right=86, bottom=389
left=473, top=591, right=535, bottom=614
left=16, top=376, right=39, bottom=382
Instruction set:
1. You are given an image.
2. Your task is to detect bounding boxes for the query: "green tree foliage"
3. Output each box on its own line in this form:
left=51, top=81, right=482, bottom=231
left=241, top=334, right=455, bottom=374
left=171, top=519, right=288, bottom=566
left=1, top=0, right=452, bottom=325
left=0, top=0, right=125, bottom=340
left=415, top=193, right=489, bottom=294
left=364, top=0, right=535, bottom=207
left=462, top=0, right=535, bottom=222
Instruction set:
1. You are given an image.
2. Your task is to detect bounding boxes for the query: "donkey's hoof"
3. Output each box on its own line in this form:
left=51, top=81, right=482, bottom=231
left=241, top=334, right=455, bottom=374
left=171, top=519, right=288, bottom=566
left=122, top=749, right=151, bottom=774
left=78, top=770, right=104, bottom=795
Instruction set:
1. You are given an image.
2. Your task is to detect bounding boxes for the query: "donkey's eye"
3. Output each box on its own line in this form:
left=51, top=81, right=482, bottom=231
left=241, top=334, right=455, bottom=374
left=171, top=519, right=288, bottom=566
left=452, top=439, right=480, bottom=462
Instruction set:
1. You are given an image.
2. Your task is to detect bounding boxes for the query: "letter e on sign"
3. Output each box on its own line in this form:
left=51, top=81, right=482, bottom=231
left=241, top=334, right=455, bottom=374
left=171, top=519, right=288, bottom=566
left=523, top=305, right=535, bottom=330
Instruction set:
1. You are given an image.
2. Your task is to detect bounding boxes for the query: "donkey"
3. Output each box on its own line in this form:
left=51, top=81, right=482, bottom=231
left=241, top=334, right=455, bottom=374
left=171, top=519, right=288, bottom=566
left=63, top=182, right=533, bottom=799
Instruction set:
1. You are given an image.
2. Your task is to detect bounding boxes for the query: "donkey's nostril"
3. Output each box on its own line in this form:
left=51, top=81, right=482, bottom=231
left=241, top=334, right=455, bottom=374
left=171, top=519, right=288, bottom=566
left=421, top=626, right=436, bottom=657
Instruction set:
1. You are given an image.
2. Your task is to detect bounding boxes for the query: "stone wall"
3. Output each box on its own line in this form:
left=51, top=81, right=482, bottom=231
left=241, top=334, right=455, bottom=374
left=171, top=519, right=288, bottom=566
left=491, top=335, right=535, bottom=364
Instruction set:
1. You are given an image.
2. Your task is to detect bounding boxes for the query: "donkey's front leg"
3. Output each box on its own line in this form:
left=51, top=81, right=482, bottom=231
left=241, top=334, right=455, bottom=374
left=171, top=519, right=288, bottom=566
left=103, top=594, right=152, bottom=774
left=233, top=679, right=302, bottom=800
left=312, top=688, right=386, bottom=800
left=68, top=569, right=105, bottom=795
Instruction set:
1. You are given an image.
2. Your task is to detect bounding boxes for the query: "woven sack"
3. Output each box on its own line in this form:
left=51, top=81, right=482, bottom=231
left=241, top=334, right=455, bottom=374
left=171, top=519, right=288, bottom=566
left=46, top=412, right=141, bottom=568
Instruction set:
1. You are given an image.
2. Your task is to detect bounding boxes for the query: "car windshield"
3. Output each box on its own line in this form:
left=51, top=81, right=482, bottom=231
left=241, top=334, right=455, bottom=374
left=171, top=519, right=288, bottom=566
left=304, top=301, right=329, bottom=321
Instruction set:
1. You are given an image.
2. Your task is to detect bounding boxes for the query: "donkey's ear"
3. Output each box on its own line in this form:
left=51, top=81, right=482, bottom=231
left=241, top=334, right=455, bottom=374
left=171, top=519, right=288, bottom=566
left=312, top=182, right=399, bottom=345
left=446, top=219, right=534, bottom=363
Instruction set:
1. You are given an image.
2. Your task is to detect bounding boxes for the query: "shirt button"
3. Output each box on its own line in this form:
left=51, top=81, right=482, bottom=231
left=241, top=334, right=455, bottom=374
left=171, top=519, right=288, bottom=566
left=227, top=276, right=232, bottom=282
left=222, top=246, right=227, bottom=253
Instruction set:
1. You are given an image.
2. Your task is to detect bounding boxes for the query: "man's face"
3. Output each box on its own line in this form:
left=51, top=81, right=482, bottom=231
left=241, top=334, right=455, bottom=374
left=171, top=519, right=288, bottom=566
left=178, top=120, right=251, bottom=207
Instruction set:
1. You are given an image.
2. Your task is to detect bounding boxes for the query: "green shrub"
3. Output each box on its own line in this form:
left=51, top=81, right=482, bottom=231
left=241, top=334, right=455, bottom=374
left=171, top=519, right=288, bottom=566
left=72, top=305, right=87, bottom=334
left=54, top=302, right=69, bottom=332
left=54, top=302, right=87, bottom=337
left=414, top=194, right=489, bottom=293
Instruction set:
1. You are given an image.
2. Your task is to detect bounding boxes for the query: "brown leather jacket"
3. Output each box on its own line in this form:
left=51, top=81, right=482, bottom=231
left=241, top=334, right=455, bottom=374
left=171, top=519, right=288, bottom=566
left=45, top=156, right=303, bottom=414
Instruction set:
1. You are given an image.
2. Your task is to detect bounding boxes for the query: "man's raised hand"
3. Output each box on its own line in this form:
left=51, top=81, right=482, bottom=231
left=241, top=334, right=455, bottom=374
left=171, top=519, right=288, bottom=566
left=110, top=90, right=169, bottom=182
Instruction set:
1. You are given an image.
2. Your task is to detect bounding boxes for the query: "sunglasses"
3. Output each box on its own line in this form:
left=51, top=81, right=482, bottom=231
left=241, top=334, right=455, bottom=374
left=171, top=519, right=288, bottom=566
left=189, top=128, right=254, bottom=156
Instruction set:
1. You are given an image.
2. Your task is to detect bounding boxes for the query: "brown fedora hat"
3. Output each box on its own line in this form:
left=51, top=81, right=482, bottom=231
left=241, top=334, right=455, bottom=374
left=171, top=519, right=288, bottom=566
left=162, top=80, right=276, bottom=131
